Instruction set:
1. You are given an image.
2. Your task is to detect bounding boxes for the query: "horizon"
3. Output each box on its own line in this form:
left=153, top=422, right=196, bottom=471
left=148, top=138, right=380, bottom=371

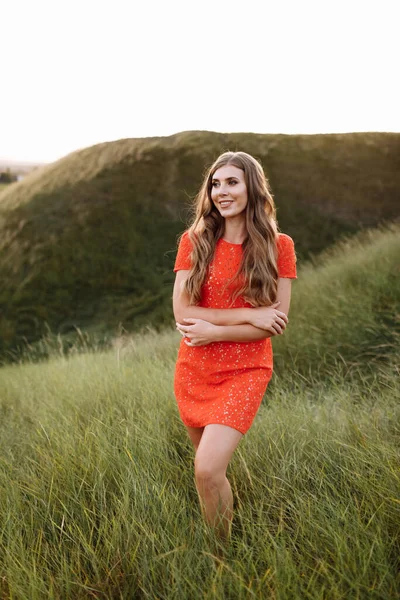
left=1, top=128, right=399, bottom=167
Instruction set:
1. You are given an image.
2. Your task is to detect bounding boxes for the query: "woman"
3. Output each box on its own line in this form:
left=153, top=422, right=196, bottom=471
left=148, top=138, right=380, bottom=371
left=172, top=151, right=297, bottom=542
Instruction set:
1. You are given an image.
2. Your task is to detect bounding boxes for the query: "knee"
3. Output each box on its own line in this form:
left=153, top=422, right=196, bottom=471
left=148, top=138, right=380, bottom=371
left=194, top=458, right=225, bottom=490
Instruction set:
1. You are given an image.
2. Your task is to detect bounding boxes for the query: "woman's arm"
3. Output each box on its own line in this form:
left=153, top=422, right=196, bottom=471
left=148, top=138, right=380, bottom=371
left=173, top=270, right=254, bottom=325
left=252, top=278, right=293, bottom=328
left=176, top=320, right=273, bottom=346
left=213, top=278, right=293, bottom=342
left=173, top=270, right=288, bottom=330
left=176, top=278, right=293, bottom=346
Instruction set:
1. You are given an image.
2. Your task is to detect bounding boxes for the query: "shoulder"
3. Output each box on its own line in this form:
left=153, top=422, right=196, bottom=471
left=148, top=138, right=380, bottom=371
left=276, top=232, right=295, bottom=247
left=276, top=232, right=296, bottom=255
left=179, top=229, right=193, bottom=242
left=276, top=232, right=297, bottom=278
left=174, top=230, right=193, bottom=272
left=177, top=229, right=192, bottom=248
left=178, top=229, right=189, bottom=241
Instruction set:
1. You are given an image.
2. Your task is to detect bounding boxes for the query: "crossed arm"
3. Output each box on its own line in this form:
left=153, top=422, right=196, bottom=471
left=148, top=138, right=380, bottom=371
left=173, top=270, right=293, bottom=346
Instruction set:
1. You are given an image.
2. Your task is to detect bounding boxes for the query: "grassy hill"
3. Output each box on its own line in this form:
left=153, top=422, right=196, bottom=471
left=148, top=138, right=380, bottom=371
left=0, top=130, right=399, bottom=358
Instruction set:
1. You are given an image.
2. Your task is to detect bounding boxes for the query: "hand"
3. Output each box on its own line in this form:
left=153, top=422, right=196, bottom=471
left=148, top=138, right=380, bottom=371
left=249, top=302, right=289, bottom=335
left=176, top=318, right=218, bottom=347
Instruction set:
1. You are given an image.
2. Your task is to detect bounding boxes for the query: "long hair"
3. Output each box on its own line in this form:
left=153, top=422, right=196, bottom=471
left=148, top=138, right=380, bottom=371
left=184, top=151, right=279, bottom=307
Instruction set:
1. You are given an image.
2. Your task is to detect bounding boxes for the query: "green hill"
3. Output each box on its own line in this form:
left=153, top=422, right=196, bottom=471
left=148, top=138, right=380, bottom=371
left=0, top=131, right=399, bottom=358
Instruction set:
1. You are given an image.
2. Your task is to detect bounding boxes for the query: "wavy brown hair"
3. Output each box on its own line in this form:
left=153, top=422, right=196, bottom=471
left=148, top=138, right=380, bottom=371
left=183, top=151, right=279, bottom=307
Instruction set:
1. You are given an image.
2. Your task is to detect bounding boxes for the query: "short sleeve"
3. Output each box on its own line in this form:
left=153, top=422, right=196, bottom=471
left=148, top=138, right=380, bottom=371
left=173, top=231, right=193, bottom=272
left=277, top=233, right=297, bottom=279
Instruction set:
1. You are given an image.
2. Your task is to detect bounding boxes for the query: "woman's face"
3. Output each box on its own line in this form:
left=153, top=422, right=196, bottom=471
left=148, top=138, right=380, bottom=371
left=210, top=165, right=248, bottom=219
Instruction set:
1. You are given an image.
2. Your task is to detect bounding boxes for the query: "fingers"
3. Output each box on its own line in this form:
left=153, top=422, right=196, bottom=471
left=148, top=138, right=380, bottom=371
left=266, top=325, right=279, bottom=336
left=273, top=314, right=288, bottom=333
left=184, top=338, right=206, bottom=347
left=176, top=323, right=191, bottom=341
left=275, top=310, right=288, bottom=323
left=176, top=322, right=197, bottom=343
left=275, top=316, right=287, bottom=329
left=176, top=322, right=192, bottom=332
left=258, top=313, right=288, bottom=334
left=267, top=321, right=281, bottom=335
left=262, top=304, right=289, bottom=323
left=266, top=317, right=286, bottom=335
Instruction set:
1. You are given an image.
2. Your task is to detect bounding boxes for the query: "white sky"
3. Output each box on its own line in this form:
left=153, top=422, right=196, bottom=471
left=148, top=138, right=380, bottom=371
left=1, top=0, right=399, bottom=163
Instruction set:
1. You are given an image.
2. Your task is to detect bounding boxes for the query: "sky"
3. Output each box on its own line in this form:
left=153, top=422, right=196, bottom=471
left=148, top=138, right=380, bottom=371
left=1, top=0, right=399, bottom=163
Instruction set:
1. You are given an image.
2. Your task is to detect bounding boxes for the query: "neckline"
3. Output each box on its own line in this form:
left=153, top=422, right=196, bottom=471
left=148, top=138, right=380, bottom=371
left=219, top=237, right=243, bottom=246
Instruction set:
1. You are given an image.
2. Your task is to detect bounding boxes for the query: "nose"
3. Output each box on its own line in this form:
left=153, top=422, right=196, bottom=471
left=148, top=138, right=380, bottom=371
left=218, top=183, right=229, bottom=196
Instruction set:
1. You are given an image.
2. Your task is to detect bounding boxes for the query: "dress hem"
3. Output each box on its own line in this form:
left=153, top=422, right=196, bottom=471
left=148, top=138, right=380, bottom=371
left=179, top=418, right=250, bottom=436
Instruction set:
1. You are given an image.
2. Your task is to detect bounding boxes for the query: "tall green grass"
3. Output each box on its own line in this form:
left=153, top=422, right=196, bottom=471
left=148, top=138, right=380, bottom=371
left=0, top=332, right=399, bottom=599
left=273, top=223, right=400, bottom=377
left=0, top=224, right=399, bottom=598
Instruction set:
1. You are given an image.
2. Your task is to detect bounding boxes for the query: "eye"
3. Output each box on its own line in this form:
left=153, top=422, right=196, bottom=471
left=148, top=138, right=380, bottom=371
left=229, top=180, right=238, bottom=185
left=211, top=181, right=219, bottom=187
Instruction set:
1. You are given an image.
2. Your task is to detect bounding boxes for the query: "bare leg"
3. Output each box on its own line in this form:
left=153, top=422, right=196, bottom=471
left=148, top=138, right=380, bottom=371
left=185, top=425, right=204, bottom=450
left=194, top=424, right=243, bottom=541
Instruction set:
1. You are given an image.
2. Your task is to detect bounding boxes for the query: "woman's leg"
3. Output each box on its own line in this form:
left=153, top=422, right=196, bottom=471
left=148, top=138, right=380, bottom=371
left=185, top=425, right=204, bottom=450
left=194, top=424, right=243, bottom=541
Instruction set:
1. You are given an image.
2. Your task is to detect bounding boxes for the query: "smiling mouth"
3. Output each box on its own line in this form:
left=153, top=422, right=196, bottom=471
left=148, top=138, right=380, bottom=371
left=220, top=201, right=233, bottom=208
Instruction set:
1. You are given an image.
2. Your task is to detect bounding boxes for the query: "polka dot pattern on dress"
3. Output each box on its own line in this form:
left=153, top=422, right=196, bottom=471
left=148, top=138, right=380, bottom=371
left=173, top=231, right=297, bottom=434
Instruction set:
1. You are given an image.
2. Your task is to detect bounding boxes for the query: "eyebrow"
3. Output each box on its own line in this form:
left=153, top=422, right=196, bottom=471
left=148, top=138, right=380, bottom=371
left=211, top=176, right=240, bottom=182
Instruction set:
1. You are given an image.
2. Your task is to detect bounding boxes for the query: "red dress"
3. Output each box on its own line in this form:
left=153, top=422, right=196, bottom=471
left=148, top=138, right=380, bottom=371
left=173, top=232, right=297, bottom=434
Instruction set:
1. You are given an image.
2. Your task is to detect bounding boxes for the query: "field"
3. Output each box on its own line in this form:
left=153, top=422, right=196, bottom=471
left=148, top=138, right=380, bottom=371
left=0, top=339, right=399, bottom=599
left=0, top=224, right=399, bottom=598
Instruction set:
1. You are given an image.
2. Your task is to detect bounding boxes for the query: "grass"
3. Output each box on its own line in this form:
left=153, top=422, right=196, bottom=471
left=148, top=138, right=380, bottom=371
left=0, top=330, right=399, bottom=599
left=0, top=221, right=399, bottom=598
left=272, top=223, right=400, bottom=377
